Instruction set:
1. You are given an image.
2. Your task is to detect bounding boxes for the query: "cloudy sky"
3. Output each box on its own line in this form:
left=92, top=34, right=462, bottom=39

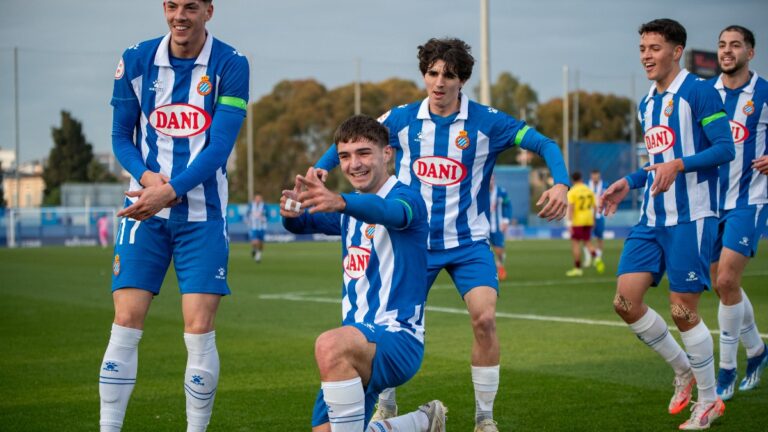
left=1, top=0, right=766, bottom=164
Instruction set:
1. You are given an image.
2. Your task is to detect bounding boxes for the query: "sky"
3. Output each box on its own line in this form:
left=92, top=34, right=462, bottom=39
left=1, top=0, right=767, bottom=165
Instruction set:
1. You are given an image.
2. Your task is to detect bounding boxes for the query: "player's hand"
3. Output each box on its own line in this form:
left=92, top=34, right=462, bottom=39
left=600, top=178, right=630, bottom=216
left=645, top=159, right=683, bottom=197
left=536, top=183, right=568, bottom=221
left=279, top=180, right=303, bottom=218
left=296, top=167, right=345, bottom=214
left=314, top=168, right=329, bottom=183
left=139, top=170, right=170, bottom=187
left=117, top=184, right=177, bottom=220
left=752, top=155, right=768, bottom=175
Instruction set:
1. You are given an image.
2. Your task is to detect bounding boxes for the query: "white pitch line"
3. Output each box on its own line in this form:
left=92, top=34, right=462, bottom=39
left=259, top=291, right=768, bottom=339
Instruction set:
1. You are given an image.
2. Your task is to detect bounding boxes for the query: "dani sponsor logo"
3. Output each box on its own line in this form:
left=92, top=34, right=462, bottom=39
left=412, top=156, right=467, bottom=186
left=149, top=103, right=212, bottom=138
left=644, top=125, right=675, bottom=155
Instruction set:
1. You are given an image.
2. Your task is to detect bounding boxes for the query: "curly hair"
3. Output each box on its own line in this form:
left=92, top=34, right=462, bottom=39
left=417, top=38, right=474, bottom=82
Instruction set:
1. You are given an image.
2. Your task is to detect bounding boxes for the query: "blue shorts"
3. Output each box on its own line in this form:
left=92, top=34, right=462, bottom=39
left=593, top=217, right=605, bottom=239
left=249, top=229, right=265, bottom=241
left=427, top=241, right=499, bottom=297
left=712, top=205, right=768, bottom=261
left=617, top=218, right=717, bottom=293
left=489, top=231, right=505, bottom=248
left=111, top=216, right=230, bottom=295
left=311, top=323, right=424, bottom=427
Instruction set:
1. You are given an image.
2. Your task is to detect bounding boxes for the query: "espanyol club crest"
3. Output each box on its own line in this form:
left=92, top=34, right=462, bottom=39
left=663, top=100, right=674, bottom=117
left=364, top=224, right=376, bottom=239
left=455, top=130, right=470, bottom=150
left=729, top=120, right=749, bottom=144
left=743, top=100, right=754, bottom=116
left=114, top=58, right=124, bottom=80
left=644, top=125, right=675, bottom=155
left=149, top=103, right=212, bottom=138
left=113, top=254, right=121, bottom=276
left=197, top=75, right=212, bottom=96
left=412, top=156, right=467, bottom=186
left=343, top=246, right=371, bottom=279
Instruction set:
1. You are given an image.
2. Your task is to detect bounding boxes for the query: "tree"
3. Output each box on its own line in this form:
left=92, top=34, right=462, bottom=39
left=43, top=111, right=108, bottom=205
left=478, top=72, right=540, bottom=165
left=231, top=78, right=424, bottom=202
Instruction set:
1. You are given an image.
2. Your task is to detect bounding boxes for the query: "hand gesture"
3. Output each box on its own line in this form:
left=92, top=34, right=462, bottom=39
left=296, top=167, right=345, bottom=214
left=752, top=155, right=768, bottom=176
left=644, top=159, right=683, bottom=197
left=280, top=178, right=303, bottom=218
left=599, top=178, right=630, bottom=217
left=117, top=183, right=178, bottom=221
left=536, top=183, right=568, bottom=221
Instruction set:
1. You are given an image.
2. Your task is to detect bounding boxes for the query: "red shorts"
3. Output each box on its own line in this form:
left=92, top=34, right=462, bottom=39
left=571, top=226, right=592, bottom=241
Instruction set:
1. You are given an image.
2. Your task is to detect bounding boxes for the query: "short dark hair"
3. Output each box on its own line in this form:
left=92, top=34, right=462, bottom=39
left=572, top=171, right=582, bottom=182
left=639, top=18, right=687, bottom=48
left=417, top=38, right=475, bottom=82
left=333, top=115, right=389, bottom=148
left=720, top=25, right=755, bottom=48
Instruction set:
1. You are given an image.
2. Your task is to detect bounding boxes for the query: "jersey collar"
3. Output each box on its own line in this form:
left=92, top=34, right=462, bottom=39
left=417, top=92, right=470, bottom=121
left=646, top=68, right=689, bottom=99
left=375, top=176, right=398, bottom=198
left=154, top=32, right=214, bottom=67
left=715, top=70, right=759, bottom=94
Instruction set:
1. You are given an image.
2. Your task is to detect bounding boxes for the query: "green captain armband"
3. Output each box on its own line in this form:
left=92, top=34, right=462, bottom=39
left=700, top=111, right=726, bottom=127
left=218, top=96, right=247, bottom=110
left=514, top=125, right=531, bottom=146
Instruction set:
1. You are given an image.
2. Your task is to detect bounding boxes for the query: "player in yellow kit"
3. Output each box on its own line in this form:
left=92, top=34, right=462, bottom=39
left=566, top=172, right=604, bottom=276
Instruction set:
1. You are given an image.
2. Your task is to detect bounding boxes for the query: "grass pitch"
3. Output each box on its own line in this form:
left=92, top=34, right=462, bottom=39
left=1, top=239, right=767, bottom=431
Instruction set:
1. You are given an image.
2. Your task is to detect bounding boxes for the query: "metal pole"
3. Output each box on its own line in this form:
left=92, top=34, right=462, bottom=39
left=562, top=65, right=569, bottom=172
left=630, top=73, right=637, bottom=210
left=14, top=46, right=21, bottom=211
left=479, top=0, right=491, bottom=105
left=247, top=53, right=254, bottom=201
left=354, top=58, right=361, bottom=115
left=573, top=69, right=579, bottom=142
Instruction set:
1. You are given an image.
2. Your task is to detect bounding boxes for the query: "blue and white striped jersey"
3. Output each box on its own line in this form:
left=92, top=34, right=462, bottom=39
left=489, top=185, right=511, bottom=234
left=713, top=71, right=768, bottom=210
left=588, top=179, right=604, bottom=220
left=284, top=177, right=429, bottom=343
left=637, top=69, right=731, bottom=227
left=112, top=33, right=249, bottom=222
left=247, top=201, right=266, bottom=231
left=375, top=94, right=568, bottom=250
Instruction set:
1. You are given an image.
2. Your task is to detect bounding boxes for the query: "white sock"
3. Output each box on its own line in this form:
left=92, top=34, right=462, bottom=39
left=99, top=324, right=143, bottom=431
left=367, top=411, right=427, bottom=432
left=629, top=308, right=690, bottom=375
left=184, top=331, right=219, bottom=432
left=596, top=248, right=603, bottom=258
left=680, top=321, right=716, bottom=403
left=472, top=365, right=499, bottom=423
left=739, top=289, right=765, bottom=358
left=718, top=300, right=744, bottom=369
left=378, top=387, right=397, bottom=411
left=322, top=377, right=365, bottom=431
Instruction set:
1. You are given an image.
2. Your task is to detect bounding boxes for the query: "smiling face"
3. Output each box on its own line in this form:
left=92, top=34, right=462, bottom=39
left=639, top=32, right=682, bottom=91
left=718, top=30, right=753, bottom=76
left=164, top=0, right=212, bottom=58
left=424, top=59, right=465, bottom=116
left=337, top=139, right=393, bottom=194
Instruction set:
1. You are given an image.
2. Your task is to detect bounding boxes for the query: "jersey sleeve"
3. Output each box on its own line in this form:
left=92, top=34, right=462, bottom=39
left=341, top=191, right=412, bottom=230
left=110, top=50, right=147, bottom=183
left=517, top=126, right=570, bottom=187
left=680, top=82, right=735, bottom=172
left=282, top=211, right=341, bottom=236
left=168, top=54, right=249, bottom=196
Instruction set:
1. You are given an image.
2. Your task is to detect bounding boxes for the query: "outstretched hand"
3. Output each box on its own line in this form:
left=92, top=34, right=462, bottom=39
left=536, top=183, right=568, bottom=221
left=296, top=167, right=345, bottom=214
left=599, top=178, right=630, bottom=217
left=644, top=159, right=683, bottom=197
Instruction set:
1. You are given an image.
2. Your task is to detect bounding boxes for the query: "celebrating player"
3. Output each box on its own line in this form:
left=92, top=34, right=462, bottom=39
left=315, top=38, right=569, bottom=432
left=600, top=19, right=734, bottom=430
left=98, top=1, right=248, bottom=431
left=282, top=115, right=446, bottom=432
left=709, top=25, right=768, bottom=401
left=247, top=193, right=267, bottom=262
left=565, top=172, right=603, bottom=276
left=489, top=174, right=512, bottom=280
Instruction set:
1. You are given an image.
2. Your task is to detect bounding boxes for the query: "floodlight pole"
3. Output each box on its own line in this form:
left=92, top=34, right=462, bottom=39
left=479, top=0, right=491, bottom=105
left=562, top=65, right=569, bottom=172
left=354, top=58, right=361, bottom=115
left=247, top=53, right=254, bottom=201
left=14, top=46, right=21, bottom=211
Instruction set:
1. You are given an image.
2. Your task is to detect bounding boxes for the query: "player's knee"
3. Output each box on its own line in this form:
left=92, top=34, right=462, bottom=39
left=314, top=331, right=345, bottom=371
left=612, top=293, right=633, bottom=316
left=716, top=271, right=739, bottom=294
left=670, top=303, right=698, bottom=324
left=112, top=312, right=145, bottom=330
left=471, top=310, right=496, bottom=338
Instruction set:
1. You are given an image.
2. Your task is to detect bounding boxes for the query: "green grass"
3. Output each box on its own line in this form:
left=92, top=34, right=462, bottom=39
left=1, top=239, right=767, bottom=431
